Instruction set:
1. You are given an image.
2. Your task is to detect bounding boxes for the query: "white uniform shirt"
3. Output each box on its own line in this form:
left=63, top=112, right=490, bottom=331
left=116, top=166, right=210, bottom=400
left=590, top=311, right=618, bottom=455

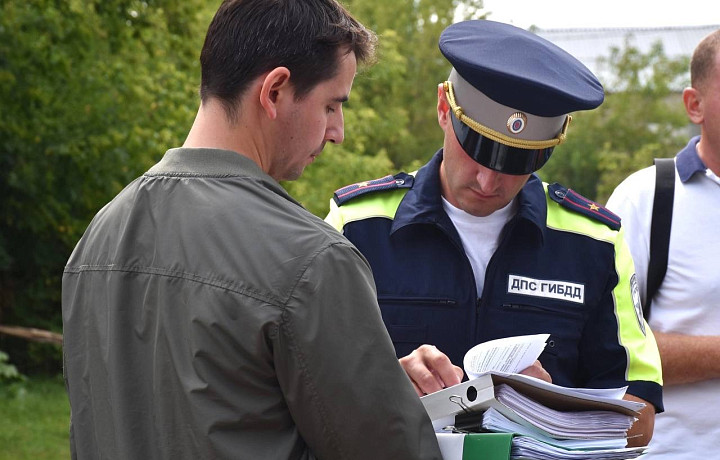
left=606, top=137, right=720, bottom=459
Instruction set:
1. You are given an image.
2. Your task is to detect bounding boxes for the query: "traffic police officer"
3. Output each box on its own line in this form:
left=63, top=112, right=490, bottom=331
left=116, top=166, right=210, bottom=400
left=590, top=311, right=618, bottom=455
left=325, top=20, right=663, bottom=447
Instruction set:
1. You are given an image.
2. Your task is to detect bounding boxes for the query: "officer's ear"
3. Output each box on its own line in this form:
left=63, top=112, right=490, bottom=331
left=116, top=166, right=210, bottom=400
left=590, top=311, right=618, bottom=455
left=437, top=83, right=451, bottom=129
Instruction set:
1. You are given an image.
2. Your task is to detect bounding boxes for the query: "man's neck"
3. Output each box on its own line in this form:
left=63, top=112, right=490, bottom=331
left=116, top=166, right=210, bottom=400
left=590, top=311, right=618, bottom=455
left=183, top=100, right=264, bottom=169
left=696, top=135, right=720, bottom=176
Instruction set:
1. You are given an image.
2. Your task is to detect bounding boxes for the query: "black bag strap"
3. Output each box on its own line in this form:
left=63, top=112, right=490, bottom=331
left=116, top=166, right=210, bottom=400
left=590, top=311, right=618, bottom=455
left=645, top=158, right=675, bottom=319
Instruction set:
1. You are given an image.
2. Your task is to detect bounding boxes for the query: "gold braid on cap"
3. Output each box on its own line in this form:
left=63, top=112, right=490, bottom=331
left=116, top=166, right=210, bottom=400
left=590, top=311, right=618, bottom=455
left=443, top=81, right=571, bottom=149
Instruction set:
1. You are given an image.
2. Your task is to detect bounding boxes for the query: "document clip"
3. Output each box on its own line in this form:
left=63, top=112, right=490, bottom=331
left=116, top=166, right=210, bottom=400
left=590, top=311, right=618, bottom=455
left=421, top=376, right=491, bottom=422
left=449, top=394, right=471, bottom=413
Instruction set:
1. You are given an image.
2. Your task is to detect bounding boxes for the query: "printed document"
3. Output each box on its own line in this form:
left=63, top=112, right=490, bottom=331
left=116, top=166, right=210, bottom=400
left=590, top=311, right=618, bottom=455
left=463, top=333, right=549, bottom=379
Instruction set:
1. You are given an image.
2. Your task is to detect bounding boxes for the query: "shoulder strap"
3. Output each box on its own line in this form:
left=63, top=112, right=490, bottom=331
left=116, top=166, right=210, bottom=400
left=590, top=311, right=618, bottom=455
left=645, top=158, right=675, bottom=319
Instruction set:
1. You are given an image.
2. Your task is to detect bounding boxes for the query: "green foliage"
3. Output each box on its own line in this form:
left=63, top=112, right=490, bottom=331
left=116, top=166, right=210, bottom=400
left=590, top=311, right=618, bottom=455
left=0, top=375, right=69, bottom=459
left=538, top=39, right=690, bottom=203
left=1, top=0, right=700, bottom=377
left=0, top=350, right=25, bottom=384
left=0, top=0, right=216, bottom=371
left=337, top=0, right=484, bottom=168
left=287, top=0, right=484, bottom=218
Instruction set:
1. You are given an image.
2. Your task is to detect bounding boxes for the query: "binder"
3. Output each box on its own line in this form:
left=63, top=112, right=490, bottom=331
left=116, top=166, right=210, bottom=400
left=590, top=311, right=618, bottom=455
left=436, top=432, right=514, bottom=460
left=421, top=371, right=642, bottom=433
left=463, top=432, right=514, bottom=457
left=422, top=373, right=497, bottom=423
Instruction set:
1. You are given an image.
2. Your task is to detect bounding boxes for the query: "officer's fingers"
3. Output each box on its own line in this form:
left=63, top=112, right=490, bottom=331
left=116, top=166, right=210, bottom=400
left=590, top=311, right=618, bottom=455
left=428, top=356, right=462, bottom=390
left=453, top=364, right=465, bottom=382
left=416, top=345, right=462, bottom=391
left=519, top=360, right=552, bottom=383
left=399, top=345, right=447, bottom=395
left=399, top=357, right=443, bottom=395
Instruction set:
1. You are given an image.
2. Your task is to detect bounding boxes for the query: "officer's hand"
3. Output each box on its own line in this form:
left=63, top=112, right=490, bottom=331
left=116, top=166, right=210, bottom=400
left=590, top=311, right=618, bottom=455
left=399, top=344, right=464, bottom=396
left=519, top=360, right=552, bottom=383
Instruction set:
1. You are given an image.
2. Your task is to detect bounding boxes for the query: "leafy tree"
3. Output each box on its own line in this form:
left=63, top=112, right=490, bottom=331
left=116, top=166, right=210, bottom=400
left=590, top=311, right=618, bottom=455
left=285, top=0, right=485, bottom=216
left=0, top=0, right=215, bottom=372
left=2, top=0, right=486, bottom=371
left=346, top=0, right=484, bottom=169
left=3, top=0, right=695, bottom=375
left=538, top=39, right=689, bottom=203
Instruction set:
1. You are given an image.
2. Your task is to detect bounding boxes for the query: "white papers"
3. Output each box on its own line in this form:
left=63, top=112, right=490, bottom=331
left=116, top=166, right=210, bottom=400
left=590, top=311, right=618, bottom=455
left=463, top=334, right=550, bottom=379
left=491, top=384, right=635, bottom=439
left=481, top=407, right=628, bottom=450
left=490, top=372, right=641, bottom=412
left=511, top=436, right=646, bottom=459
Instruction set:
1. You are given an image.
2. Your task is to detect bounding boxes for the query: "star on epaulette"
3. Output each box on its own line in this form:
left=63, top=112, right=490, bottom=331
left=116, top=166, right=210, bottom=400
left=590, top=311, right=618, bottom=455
left=548, top=183, right=621, bottom=230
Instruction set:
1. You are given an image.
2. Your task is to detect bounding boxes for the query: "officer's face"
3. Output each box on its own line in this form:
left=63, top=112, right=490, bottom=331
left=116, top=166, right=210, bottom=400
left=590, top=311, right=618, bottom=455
left=437, top=87, right=530, bottom=217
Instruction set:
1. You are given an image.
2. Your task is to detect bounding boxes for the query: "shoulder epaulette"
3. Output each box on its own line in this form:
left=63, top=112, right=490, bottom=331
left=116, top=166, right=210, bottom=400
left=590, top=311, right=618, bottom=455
left=333, top=172, right=414, bottom=206
left=547, top=183, right=621, bottom=230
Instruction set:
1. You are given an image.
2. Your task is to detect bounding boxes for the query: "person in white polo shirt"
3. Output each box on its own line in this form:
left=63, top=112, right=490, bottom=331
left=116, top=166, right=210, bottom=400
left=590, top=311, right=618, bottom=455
left=606, top=28, right=720, bottom=459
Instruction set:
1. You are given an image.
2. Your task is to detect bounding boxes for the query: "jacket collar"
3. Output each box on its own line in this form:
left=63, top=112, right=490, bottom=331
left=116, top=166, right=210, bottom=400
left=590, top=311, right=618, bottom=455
left=147, top=147, right=299, bottom=204
left=676, top=136, right=706, bottom=183
left=391, top=150, right=547, bottom=241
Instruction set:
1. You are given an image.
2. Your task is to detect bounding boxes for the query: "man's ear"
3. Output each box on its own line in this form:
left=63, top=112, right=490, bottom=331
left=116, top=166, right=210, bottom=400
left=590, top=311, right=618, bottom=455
left=682, top=86, right=703, bottom=124
left=437, top=83, right=451, bottom=128
left=259, top=67, right=292, bottom=120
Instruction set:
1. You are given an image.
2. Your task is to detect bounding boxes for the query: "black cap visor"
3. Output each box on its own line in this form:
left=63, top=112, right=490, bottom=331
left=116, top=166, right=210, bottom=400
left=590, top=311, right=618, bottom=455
left=450, top=109, right=554, bottom=175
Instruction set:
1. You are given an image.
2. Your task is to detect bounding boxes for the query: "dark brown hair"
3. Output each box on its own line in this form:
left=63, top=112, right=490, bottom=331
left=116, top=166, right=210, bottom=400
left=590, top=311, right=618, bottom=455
left=199, top=0, right=376, bottom=121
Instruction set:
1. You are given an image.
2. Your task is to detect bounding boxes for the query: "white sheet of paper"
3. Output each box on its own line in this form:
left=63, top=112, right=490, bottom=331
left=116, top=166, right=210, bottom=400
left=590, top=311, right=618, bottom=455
left=463, top=333, right=550, bottom=379
left=491, top=371, right=637, bottom=409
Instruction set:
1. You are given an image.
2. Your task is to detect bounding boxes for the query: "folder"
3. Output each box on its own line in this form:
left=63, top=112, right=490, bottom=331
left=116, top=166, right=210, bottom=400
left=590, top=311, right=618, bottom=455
left=421, top=371, right=642, bottom=433
left=427, top=373, right=648, bottom=460
left=437, top=432, right=514, bottom=460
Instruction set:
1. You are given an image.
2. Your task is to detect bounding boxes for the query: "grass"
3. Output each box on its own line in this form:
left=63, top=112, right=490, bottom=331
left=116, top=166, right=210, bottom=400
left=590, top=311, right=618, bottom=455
left=0, top=375, right=70, bottom=460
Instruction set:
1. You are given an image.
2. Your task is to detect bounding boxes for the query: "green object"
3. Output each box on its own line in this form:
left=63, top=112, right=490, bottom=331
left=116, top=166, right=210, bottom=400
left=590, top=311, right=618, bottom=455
left=462, top=433, right=514, bottom=460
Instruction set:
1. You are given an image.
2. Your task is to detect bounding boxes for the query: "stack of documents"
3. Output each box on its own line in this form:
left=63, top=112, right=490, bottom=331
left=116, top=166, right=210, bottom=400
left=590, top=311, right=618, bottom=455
left=493, top=383, right=634, bottom=439
left=510, top=436, right=646, bottom=459
left=481, top=407, right=628, bottom=450
left=421, top=335, right=649, bottom=459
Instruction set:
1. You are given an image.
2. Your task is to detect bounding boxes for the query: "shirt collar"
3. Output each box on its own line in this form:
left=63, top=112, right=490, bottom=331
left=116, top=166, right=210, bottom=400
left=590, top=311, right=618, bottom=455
left=676, top=136, right=706, bottom=183
left=392, top=150, right=546, bottom=240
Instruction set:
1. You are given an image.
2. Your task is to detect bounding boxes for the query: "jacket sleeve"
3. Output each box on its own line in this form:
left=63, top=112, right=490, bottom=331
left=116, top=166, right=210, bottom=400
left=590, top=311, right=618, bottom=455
left=273, top=241, right=442, bottom=460
left=606, top=170, right=654, bottom=306
left=581, top=226, right=664, bottom=412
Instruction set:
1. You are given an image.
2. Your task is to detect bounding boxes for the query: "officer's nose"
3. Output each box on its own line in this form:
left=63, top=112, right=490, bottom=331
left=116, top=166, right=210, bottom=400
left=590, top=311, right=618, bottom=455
left=475, top=165, right=502, bottom=192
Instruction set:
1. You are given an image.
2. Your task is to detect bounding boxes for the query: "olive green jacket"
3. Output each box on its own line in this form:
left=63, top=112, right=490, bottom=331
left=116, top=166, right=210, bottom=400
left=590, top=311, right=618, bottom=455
left=63, top=148, right=441, bottom=460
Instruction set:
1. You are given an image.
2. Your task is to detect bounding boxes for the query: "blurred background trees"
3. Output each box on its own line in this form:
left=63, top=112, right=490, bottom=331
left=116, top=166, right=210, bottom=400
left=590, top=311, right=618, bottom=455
left=0, top=0, right=691, bottom=374
left=0, top=0, right=214, bottom=372
left=539, top=39, right=690, bottom=202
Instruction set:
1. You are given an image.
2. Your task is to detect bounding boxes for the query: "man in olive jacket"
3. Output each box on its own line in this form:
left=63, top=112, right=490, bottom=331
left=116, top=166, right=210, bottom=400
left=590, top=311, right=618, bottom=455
left=62, top=1, right=442, bottom=459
